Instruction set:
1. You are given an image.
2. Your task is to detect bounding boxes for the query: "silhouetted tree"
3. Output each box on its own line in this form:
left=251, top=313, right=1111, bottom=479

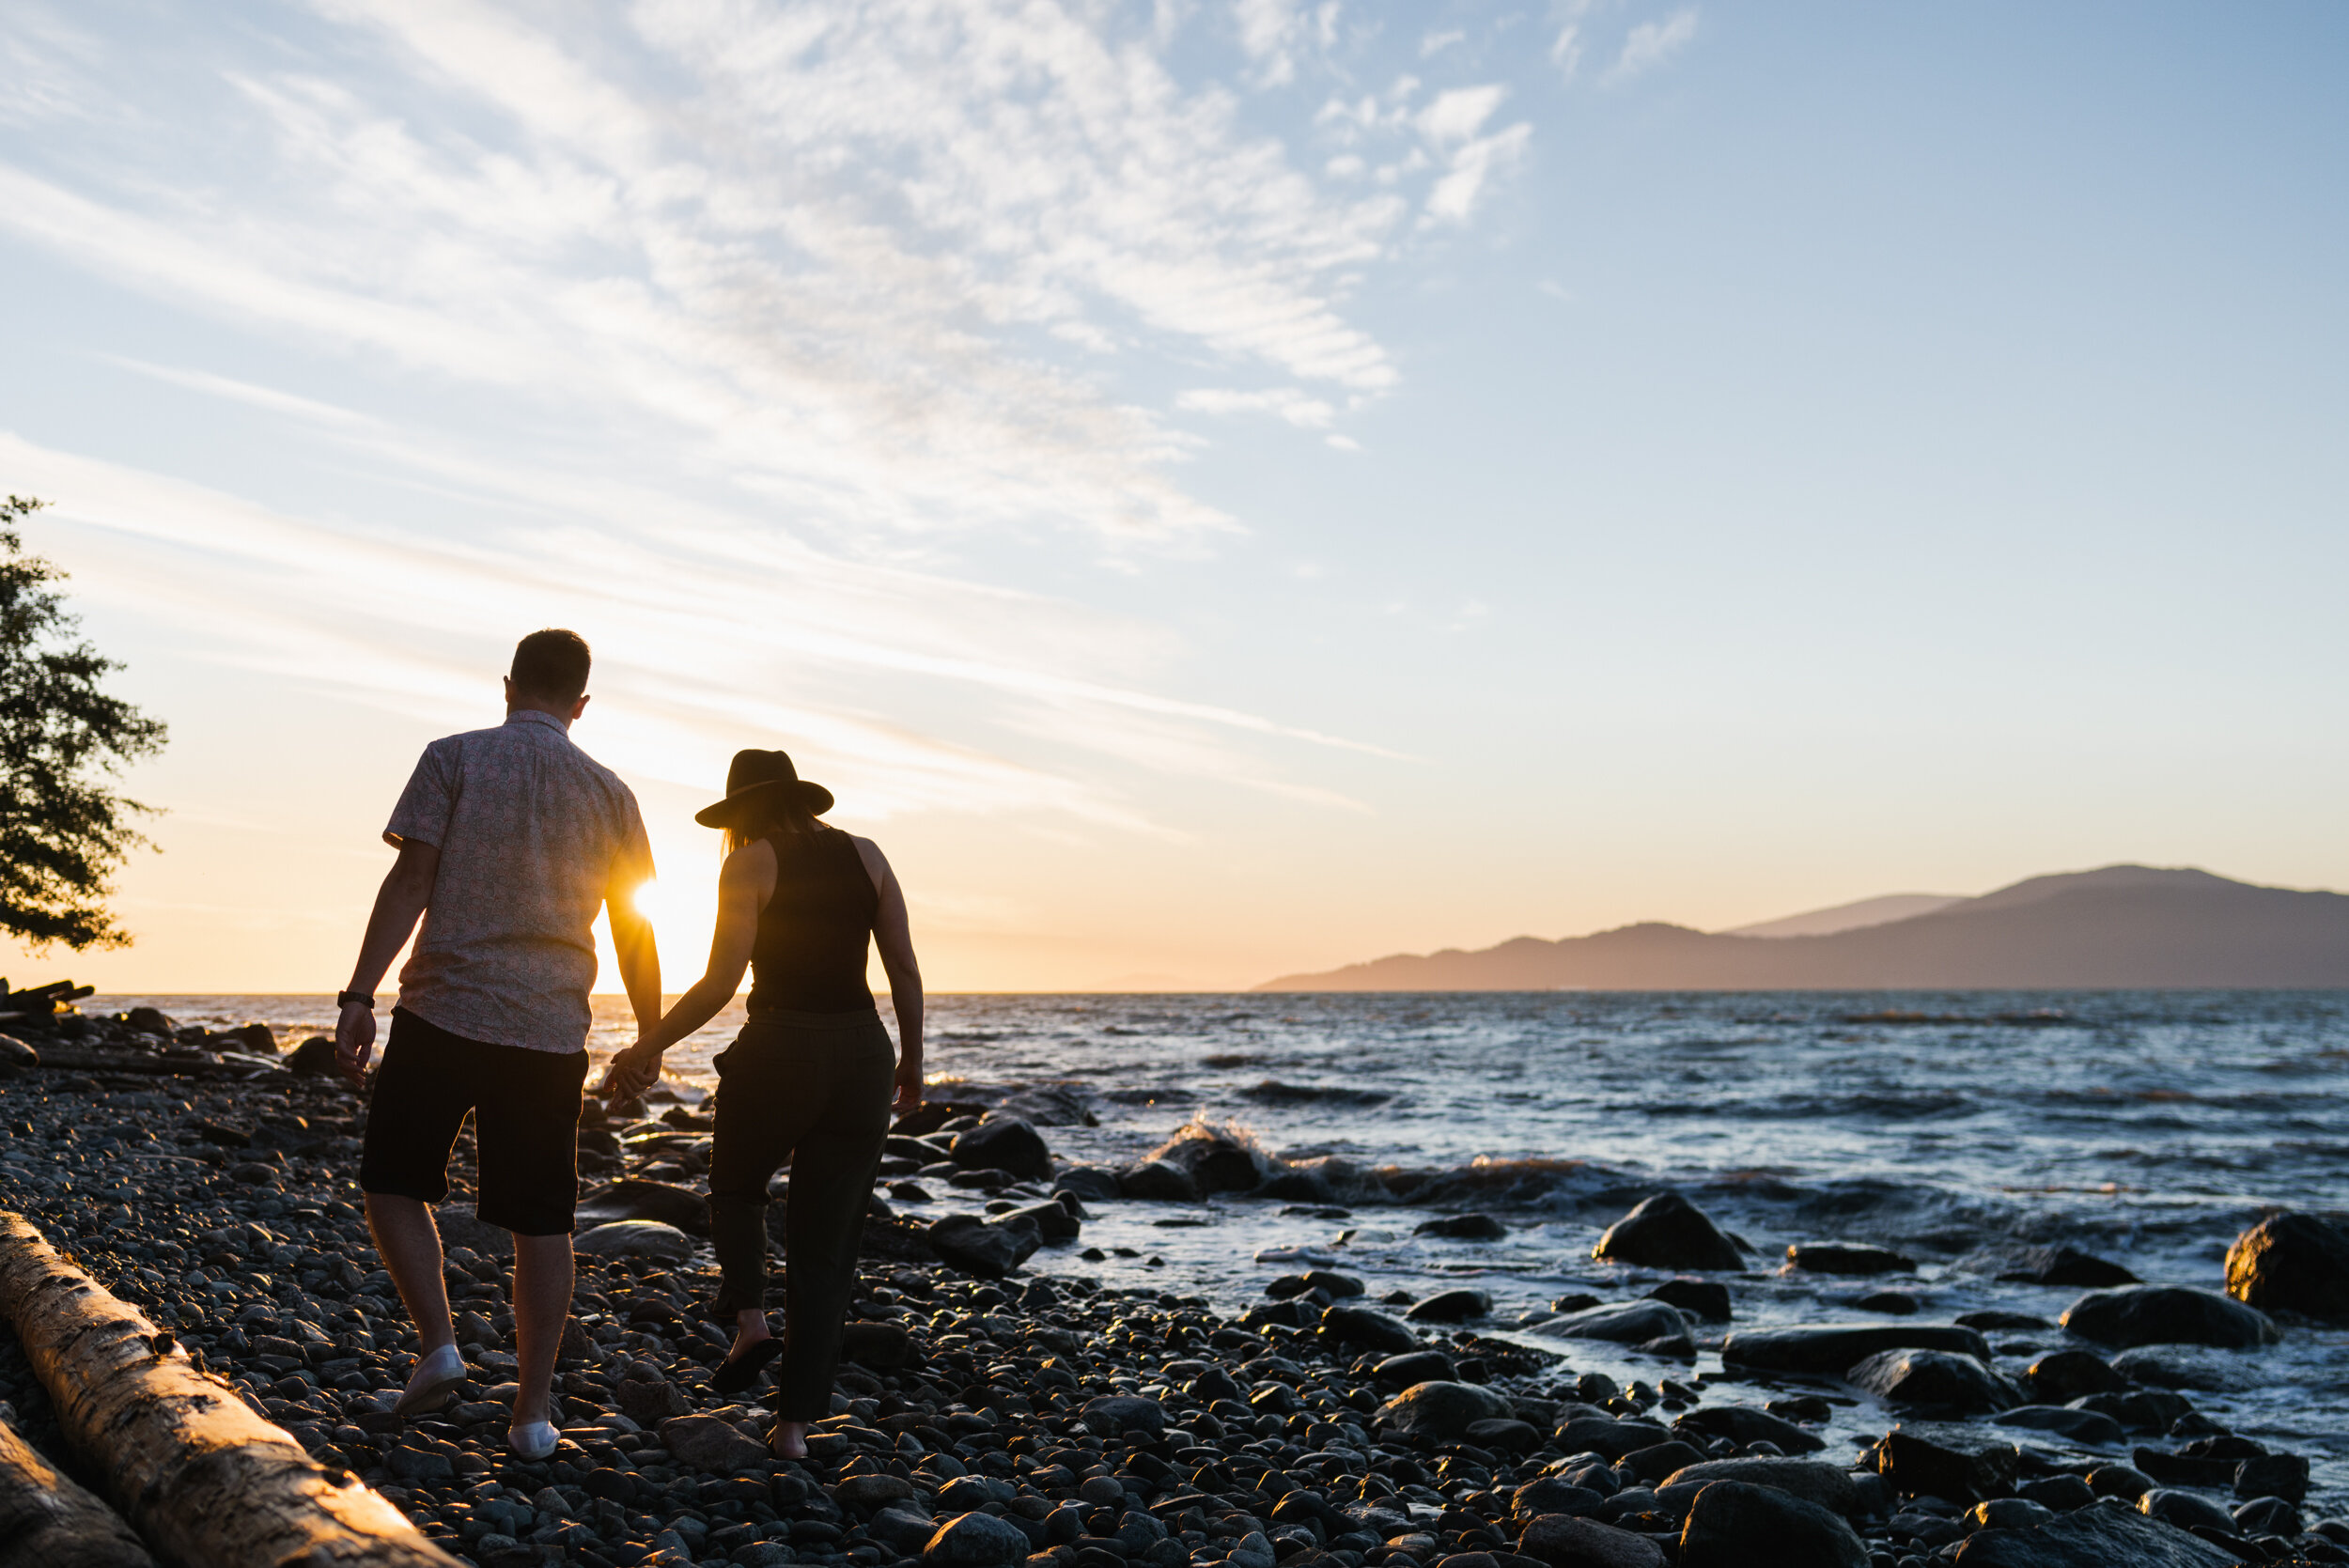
left=0, top=496, right=167, bottom=950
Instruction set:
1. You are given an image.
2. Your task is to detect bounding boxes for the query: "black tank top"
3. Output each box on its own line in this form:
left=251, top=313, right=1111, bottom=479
left=745, top=827, right=879, bottom=1015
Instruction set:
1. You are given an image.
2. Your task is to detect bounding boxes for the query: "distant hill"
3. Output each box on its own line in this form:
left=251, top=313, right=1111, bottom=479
left=1254, top=865, right=2349, bottom=991
left=1729, top=892, right=1963, bottom=939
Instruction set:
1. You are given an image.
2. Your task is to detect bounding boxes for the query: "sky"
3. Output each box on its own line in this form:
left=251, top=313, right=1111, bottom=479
left=1, top=1, right=2344, bottom=993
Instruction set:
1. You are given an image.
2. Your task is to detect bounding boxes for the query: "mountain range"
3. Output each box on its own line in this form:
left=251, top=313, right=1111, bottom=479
left=1253, top=865, right=2349, bottom=991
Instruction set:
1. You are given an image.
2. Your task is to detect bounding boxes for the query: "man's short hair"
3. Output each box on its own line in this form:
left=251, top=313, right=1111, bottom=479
left=511, top=629, right=592, bottom=704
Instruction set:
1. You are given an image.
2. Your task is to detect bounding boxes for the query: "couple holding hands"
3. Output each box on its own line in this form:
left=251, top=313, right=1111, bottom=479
left=334, top=629, right=922, bottom=1461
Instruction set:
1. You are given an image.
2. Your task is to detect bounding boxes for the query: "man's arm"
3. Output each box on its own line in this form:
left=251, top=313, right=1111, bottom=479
left=336, top=840, right=441, bottom=1085
left=606, top=819, right=662, bottom=1038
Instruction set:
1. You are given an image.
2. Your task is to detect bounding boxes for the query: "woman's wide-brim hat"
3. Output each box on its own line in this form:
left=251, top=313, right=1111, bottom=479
left=693, top=749, right=834, bottom=828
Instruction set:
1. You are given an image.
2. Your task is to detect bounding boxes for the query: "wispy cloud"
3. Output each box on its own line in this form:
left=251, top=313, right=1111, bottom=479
left=1608, top=8, right=1700, bottom=85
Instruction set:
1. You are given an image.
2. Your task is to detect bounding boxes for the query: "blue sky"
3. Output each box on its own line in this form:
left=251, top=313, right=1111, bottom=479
left=2, top=1, right=2343, bottom=990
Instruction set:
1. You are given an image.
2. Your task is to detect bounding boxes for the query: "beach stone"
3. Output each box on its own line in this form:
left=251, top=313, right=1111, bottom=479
left=2020, top=1349, right=2127, bottom=1403
left=124, top=1005, right=177, bottom=1036
left=617, top=1376, right=692, bottom=1425
left=1115, top=1160, right=1199, bottom=1202
left=2139, top=1489, right=2236, bottom=1534
left=1513, top=1479, right=1606, bottom=1519
left=1373, top=1350, right=1455, bottom=1389
left=1416, top=1213, right=1507, bottom=1241
left=573, top=1220, right=694, bottom=1262
left=952, top=1117, right=1051, bottom=1181
left=578, top=1180, right=712, bottom=1235
left=1672, top=1406, right=1824, bottom=1455
left=1990, top=1405, right=2126, bottom=1446
left=287, top=1035, right=338, bottom=1076
left=925, top=1512, right=1034, bottom=1567
left=386, top=1442, right=454, bottom=1481
left=435, top=1202, right=515, bottom=1259
left=1783, top=1242, right=1914, bottom=1275
left=1318, top=1304, right=1419, bottom=1353
left=1540, top=1300, right=1688, bottom=1344
left=1051, top=1166, right=1122, bottom=1203
left=2015, top=1475, right=2095, bottom=1512
left=1555, top=1417, right=1670, bottom=1461
left=1467, top=1418, right=1543, bottom=1452
left=1995, top=1245, right=2138, bottom=1287
left=216, top=1022, right=279, bottom=1055
left=1677, top=1481, right=1866, bottom=1568
left=1405, top=1288, right=1490, bottom=1323
left=2069, top=1388, right=2193, bottom=1432
left=1969, top=1499, right=2055, bottom=1531
left=661, top=1414, right=768, bottom=1472
left=837, top=1474, right=921, bottom=1515
left=1591, top=1192, right=1743, bottom=1271
left=1517, top=1514, right=1663, bottom=1568
left=1846, top=1349, right=2018, bottom=1412
left=999, top=1200, right=1080, bottom=1243
left=1951, top=1499, right=2237, bottom=1566
left=2225, top=1210, right=2349, bottom=1321
left=1875, top=1423, right=2021, bottom=1503
left=1620, top=1440, right=1705, bottom=1483
left=2085, top=1464, right=2155, bottom=1499
left=2232, top=1495, right=2299, bottom=1534
left=1080, top=1395, right=1165, bottom=1437
left=2060, top=1285, right=2278, bottom=1348
left=1150, top=1128, right=1261, bottom=1195
left=1374, top=1380, right=1511, bottom=1442
left=2107, top=1344, right=2258, bottom=1392
left=870, top=1509, right=941, bottom=1553
left=929, top=1213, right=1039, bottom=1277
left=1719, top=1323, right=1990, bottom=1374
left=1646, top=1280, right=1731, bottom=1321
left=839, top=1320, right=914, bottom=1370
left=1656, top=1459, right=1856, bottom=1517
left=2234, top=1452, right=2310, bottom=1503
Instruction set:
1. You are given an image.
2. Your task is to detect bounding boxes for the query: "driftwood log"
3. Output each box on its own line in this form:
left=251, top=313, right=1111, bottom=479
left=0, top=1416, right=155, bottom=1568
left=0, top=1213, right=459, bottom=1568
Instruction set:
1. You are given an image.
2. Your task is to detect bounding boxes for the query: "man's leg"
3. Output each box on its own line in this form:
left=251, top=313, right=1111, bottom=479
left=355, top=1013, right=474, bottom=1412
left=509, top=1232, right=574, bottom=1429
left=366, top=1194, right=456, bottom=1352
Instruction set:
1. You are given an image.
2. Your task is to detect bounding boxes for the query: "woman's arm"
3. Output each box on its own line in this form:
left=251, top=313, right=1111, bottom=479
left=854, top=836, right=925, bottom=1112
left=597, top=839, right=775, bottom=1100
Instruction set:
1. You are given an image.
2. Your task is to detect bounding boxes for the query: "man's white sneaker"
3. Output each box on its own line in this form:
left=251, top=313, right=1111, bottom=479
left=507, top=1420, right=559, bottom=1461
left=392, top=1343, right=466, bottom=1418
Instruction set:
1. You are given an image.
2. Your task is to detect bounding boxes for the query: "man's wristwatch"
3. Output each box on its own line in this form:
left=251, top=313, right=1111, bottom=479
left=336, top=990, right=375, bottom=1010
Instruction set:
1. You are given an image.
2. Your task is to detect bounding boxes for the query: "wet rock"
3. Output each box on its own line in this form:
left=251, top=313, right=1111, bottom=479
left=1645, top=1280, right=1730, bottom=1322
left=2015, top=1475, right=2095, bottom=1512
left=1656, top=1459, right=1856, bottom=1517
left=1405, top=1288, right=1490, bottom=1323
left=1050, top=1165, right=1121, bottom=1203
left=1318, top=1304, right=1419, bottom=1354
left=1783, top=1242, right=1914, bottom=1276
left=1671, top=1406, right=1825, bottom=1455
left=925, top=1511, right=1034, bottom=1567
left=1969, top=1499, right=2054, bottom=1531
left=2140, top=1488, right=2239, bottom=1535
left=2059, top=1286, right=2278, bottom=1349
left=2070, top=1388, right=2194, bottom=1433
left=1416, top=1214, right=1506, bottom=1241
left=1000, top=1201, right=1081, bottom=1244
left=1373, top=1350, right=1455, bottom=1389
left=2085, top=1465, right=2154, bottom=1499
left=2106, top=1345, right=2258, bottom=1392
left=1994, top=1245, right=2137, bottom=1288
left=578, top=1179, right=712, bottom=1235
left=952, top=1117, right=1051, bottom=1181
left=1951, top=1498, right=2237, bottom=1566
left=1849, top=1290, right=1921, bottom=1314
left=1115, top=1160, right=1198, bottom=1202
left=2019, top=1349, right=2127, bottom=1403
left=1374, top=1380, right=1512, bottom=1442
left=1144, top=1125, right=1262, bottom=1195
left=1540, top=1300, right=1688, bottom=1345
left=928, top=1213, right=1039, bottom=1277
left=1719, top=1323, right=1989, bottom=1374
left=1555, top=1417, right=1670, bottom=1461
left=1677, top=1480, right=1866, bottom=1568
left=991, top=1085, right=1097, bottom=1127
left=2224, top=1210, right=2349, bottom=1322
left=2232, top=1495, right=2299, bottom=1534
left=287, top=1035, right=338, bottom=1077
left=572, top=1220, right=694, bottom=1262
left=1080, top=1395, right=1165, bottom=1437
left=661, top=1414, right=768, bottom=1472
left=1591, top=1192, right=1743, bottom=1272
left=1517, top=1514, right=1664, bottom=1568
left=839, top=1320, right=913, bottom=1370
left=1990, top=1405, right=2125, bottom=1446
left=1846, top=1349, right=2018, bottom=1413
left=1875, top=1423, right=2021, bottom=1503
left=2234, top=1452, right=2310, bottom=1504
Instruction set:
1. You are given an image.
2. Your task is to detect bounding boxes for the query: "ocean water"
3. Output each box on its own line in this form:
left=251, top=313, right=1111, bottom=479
left=92, top=989, right=2349, bottom=1503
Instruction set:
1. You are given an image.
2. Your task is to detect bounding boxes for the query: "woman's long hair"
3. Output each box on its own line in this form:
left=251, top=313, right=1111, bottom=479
left=723, top=787, right=825, bottom=855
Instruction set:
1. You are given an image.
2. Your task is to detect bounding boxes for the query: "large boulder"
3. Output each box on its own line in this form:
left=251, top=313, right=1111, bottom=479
left=2059, top=1285, right=2278, bottom=1349
left=1319, top=1304, right=1420, bottom=1354
left=1676, top=1482, right=1867, bottom=1568
left=1846, top=1349, right=2018, bottom=1413
left=1373, top=1381, right=1513, bottom=1443
left=2225, top=1211, right=2349, bottom=1321
left=578, top=1179, right=712, bottom=1235
left=1591, top=1193, right=1743, bottom=1271
left=1539, top=1300, right=1689, bottom=1345
left=1672, top=1406, right=1825, bottom=1455
left=1875, top=1423, right=2021, bottom=1503
left=1782, top=1242, right=1914, bottom=1275
left=1719, top=1323, right=1989, bottom=1374
left=1145, top=1125, right=1262, bottom=1195
left=927, top=1213, right=1040, bottom=1277
left=572, top=1220, right=694, bottom=1262
left=1517, top=1514, right=1664, bottom=1568
left=1656, top=1459, right=1856, bottom=1517
left=950, top=1117, right=1051, bottom=1180
left=1951, top=1497, right=2237, bottom=1566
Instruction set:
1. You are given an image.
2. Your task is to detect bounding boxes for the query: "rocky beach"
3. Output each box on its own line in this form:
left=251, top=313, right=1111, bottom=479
left=4, top=996, right=2349, bottom=1568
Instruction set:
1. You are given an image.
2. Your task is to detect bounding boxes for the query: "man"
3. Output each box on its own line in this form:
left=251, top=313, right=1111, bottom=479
left=335, top=629, right=661, bottom=1459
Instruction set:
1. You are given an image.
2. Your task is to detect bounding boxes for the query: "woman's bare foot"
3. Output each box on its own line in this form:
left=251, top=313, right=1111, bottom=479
left=731, top=1307, right=771, bottom=1358
left=711, top=1311, right=785, bottom=1396
left=770, top=1419, right=809, bottom=1460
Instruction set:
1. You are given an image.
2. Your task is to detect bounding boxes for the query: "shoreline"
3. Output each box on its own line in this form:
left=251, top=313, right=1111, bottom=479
left=1, top=1009, right=2345, bottom=1568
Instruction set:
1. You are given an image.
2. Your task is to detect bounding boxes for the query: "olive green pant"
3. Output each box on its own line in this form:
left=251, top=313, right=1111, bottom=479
left=707, top=1009, right=895, bottom=1419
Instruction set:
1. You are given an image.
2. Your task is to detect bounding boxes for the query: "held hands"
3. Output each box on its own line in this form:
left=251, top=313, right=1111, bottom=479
left=598, top=1042, right=663, bottom=1103
left=334, top=1000, right=378, bottom=1088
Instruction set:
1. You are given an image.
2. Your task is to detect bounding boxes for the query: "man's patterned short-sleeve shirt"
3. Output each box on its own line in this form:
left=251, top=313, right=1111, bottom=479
left=386, top=709, right=651, bottom=1054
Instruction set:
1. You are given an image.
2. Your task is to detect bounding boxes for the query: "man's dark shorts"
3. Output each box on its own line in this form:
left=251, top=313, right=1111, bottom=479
left=359, top=1008, right=588, bottom=1236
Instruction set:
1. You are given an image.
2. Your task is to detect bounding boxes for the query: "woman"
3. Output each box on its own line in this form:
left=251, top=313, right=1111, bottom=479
left=599, top=749, right=922, bottom=1458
